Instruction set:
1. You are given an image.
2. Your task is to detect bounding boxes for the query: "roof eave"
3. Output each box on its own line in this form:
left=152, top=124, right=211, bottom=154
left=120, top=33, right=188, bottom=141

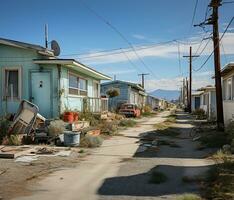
left=33, top=59, right=112, bottom=80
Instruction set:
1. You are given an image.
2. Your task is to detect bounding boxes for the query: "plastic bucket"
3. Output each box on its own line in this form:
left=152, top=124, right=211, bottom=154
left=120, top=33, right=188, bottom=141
left=64, top=131, right=80, bottom=147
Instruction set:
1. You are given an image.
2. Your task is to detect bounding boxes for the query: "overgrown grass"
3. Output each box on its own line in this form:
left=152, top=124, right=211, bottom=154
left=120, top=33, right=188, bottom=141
left=0, top=118, right=11, bottom=143
left=79, top=112, right=101, bottom=126
left=199, top=131, right=229, bottom=148
left=149, top=170, right=168, bottom=184
left=141, top=112, right=153, bottom=117
left=79, top=135, right=103, bottom=148
left=165, top=114, right=176, bottom=123
left=176, top=194, right=202, bottom=200
left=155, top=128, right=180, bottom=137
left=203, top=157, right=234, bottom=200
left=98, top=121, right=119, bottom=135
left=119, top=119, right=137, bottom=127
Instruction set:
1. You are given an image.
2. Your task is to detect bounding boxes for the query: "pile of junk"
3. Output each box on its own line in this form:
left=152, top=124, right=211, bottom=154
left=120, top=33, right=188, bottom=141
left=7, top=100, right=90, bottom=147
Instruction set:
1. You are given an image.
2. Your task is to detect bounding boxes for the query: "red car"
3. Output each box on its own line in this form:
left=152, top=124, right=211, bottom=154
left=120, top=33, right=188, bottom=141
left=119, top=103, right=141, bottom=117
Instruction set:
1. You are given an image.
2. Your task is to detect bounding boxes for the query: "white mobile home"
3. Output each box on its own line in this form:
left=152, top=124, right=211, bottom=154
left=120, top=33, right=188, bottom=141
left=221, top=63, right=234, bottom=126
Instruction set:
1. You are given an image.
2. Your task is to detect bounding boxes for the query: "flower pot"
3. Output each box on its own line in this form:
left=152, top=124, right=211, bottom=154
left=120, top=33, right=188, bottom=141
left=63, top=112, right=74, bottom=123
left=73, top=112, right=79, bottom=121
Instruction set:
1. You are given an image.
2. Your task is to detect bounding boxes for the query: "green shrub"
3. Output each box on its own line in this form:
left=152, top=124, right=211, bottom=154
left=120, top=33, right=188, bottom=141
left=149, top=170, right=168, bottom=184
left=98, top=121, right=118, bottom=135
left=48, top=120, right=65, bottom=137
left=204, top=158, right=234, bottom=200
left=2, top=134, right=21, bottom=146
left=199, top=132, right=229, bottom=148
left=192, top=108, right=206, bottom=119
left=80, top=135, right=103, bottom=148
left=106, top=89, right=120, bottom=98
left=79, top=112, right=100, bottom=126
left=119, top=119, right=136, bottom=127
left=0, top=118, right=11, bottom=143
left=144, top=105, right=152, bottom=113
left=226, top=121, right=234, bottom=141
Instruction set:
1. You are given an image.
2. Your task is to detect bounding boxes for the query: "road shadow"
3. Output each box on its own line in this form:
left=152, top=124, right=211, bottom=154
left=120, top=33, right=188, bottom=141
left=98, top=111, right=215, bottom=198
left=98, top=165, right=208, bottom=197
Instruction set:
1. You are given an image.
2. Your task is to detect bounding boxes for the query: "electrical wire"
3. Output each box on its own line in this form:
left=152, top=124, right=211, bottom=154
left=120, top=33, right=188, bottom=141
left=221, top=40, right=228, bottom=64
left=189, top=0, right=199, bottom=34
left=80, top=0, right=159, bottom=79
left=193, top=16, right=234, bottom=72
left=120, top=48, right=143, bottom=73
left=222, top=1, right=234, bottom=4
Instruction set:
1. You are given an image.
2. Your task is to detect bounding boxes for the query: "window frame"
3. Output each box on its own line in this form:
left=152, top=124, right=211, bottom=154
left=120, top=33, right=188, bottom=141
left=227, top=77, right=232, bottom=100
left=68, top=72, right=88, bottom=97
left=93, top=80, right=100, bottom=98
left=2, top=66, right=22, bottom=101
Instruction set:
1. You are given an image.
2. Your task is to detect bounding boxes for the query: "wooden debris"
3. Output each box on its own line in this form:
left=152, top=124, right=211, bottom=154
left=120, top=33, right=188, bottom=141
left=0, top=146, right=35, bottom=159
left=87, top=129, right=101, bottom=136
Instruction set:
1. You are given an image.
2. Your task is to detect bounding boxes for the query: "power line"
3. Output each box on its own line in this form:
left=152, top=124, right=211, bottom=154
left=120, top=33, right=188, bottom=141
left=220, top=40, right=228, bottom=63
left=189, top=0, right=199, bottom=36
left=193, top=16, right=234, bottom=72
left=80, top=0, right=158, bottom=79
left=120, top=48, right=143, bottom=73
left=222, top=1, right=234, bottom=4
left=194, top=37, right=212, bottom=60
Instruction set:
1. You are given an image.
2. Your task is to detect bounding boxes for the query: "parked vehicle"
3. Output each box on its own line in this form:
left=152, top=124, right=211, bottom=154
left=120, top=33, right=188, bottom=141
left=119, top=103, right=141, bottom=117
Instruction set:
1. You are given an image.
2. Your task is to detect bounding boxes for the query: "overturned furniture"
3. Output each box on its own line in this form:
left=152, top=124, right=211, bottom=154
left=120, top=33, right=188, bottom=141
left=9, top=100, right=40, bottom=135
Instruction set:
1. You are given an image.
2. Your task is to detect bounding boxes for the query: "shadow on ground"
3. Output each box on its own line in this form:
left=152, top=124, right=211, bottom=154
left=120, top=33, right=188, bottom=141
left=98, top=111, right=216, bottom=198
left=98, top=165, right=208, bottom=197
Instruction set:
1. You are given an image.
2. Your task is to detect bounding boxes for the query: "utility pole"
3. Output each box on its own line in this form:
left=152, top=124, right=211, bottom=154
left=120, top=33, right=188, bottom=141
left=186, top=77, right=189, bottom=110
left=183, top=47, right=199, bottom=113
left=45, top=24, right=48, bottom=48
left=138, top=73, right=149, bottom=89
left=195, top=0, right=224, bottom=130
left=183, top=78, right=185, bottom=105
left=210, top=0, right=224, bottom=130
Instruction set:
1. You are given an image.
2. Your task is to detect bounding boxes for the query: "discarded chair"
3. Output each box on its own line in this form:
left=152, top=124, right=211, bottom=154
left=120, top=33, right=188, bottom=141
left=9, top=100, right=39, bottom=135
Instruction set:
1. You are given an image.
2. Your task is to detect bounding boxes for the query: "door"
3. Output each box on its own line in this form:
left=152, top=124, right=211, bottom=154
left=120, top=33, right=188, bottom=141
left=31, top=72, right=52, bottom=118
left=195, top=97, right=200, bottom=109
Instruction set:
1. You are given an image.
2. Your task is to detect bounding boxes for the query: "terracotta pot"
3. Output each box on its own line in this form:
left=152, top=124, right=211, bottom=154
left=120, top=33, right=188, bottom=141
left=63, top=113, right=74, bottom=123
left=73, top=112, right=79, bottom=121
left=64, top=111, right=73, bottom=115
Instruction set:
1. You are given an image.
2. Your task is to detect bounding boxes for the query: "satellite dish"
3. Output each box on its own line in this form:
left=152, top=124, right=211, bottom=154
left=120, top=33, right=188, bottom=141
left=51, top=40, right=60, bottom=56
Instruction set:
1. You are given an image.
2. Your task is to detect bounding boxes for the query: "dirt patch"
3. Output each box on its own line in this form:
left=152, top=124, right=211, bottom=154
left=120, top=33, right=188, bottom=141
left=0, top=150, right=88, bottom=200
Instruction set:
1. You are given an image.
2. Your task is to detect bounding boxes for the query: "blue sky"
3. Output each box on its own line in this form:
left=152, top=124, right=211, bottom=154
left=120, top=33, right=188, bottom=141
left=1, top=0, right=234, bottom=91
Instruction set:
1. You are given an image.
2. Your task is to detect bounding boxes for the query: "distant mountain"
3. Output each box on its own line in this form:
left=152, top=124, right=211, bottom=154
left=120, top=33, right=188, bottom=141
left=149, top=89, right=180, bottom=101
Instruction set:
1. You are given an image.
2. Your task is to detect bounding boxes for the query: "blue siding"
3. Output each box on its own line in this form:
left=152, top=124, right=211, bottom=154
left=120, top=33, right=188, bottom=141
left=59, top=67, right=100, bottom=112
left=0, top=44, right=101, bottom=118
left=101, top=82, right=130, bottom=110
left=0, top=45, right=45, bottom=115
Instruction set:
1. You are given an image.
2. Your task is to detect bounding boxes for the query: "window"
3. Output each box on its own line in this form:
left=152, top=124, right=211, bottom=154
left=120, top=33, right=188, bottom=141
left=223, top=77, right=233, bottom=100
left=93, top=82, right=99, bottom=98
left=68, top=73, right=87, bottom=96
left=3, top=68, right=21, bottom=100
left=227, top=78, right=232, bottom=100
